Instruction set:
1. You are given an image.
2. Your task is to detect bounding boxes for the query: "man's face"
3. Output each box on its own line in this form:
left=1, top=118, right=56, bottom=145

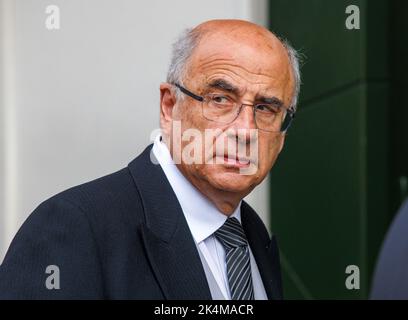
left=162, top=28, right=294, bottom=199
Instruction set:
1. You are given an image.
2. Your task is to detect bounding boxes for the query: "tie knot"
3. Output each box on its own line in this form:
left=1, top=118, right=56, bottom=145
left=214, top=217, right=248, bottom=250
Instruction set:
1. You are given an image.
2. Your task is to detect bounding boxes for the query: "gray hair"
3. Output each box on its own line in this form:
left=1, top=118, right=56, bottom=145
left=166, top=27, right=302, bottom=110
left=166, top=28, right=201, bottom=100
left=280, top=38, right=302, bottom=110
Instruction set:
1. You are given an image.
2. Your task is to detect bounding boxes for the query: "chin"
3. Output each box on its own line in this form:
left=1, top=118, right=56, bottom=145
left=207, top=169, right=260, bottom=193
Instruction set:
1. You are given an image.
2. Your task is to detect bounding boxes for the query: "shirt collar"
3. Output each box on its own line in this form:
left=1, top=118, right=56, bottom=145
left=152, top=135, right=241, bottom=244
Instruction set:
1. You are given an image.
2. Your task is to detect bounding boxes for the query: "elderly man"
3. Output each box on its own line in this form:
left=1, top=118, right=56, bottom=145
left=0, top=19, right=300, bottom=299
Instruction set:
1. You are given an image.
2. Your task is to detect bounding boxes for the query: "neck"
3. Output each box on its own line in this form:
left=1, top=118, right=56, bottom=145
left=202, top=185, right=242, bottom=215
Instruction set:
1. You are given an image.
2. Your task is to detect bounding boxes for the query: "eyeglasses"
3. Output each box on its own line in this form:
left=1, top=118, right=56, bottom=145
left=174, top=83, right=295, bottom=132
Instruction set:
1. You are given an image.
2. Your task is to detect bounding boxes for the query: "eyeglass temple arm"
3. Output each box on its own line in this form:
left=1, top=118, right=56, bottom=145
left=174, top=83, right=204, bottom=102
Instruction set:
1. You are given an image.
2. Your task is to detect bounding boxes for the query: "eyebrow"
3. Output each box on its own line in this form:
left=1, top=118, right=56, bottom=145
left=206, top=79, right=241, bottom=95
left=206, top=78, right=285, bottom=108
left=256, top=96, right=285, bottom=108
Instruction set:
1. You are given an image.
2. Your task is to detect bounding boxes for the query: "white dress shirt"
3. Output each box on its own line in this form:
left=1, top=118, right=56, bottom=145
left=152, top=135, right=267, bottom=300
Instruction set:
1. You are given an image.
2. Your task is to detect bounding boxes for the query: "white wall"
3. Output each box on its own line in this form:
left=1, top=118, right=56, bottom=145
left=0, top=0, right=269, bottom=263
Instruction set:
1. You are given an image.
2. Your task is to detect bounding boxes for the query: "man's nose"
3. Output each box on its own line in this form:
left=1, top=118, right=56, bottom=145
left=231, top=104, right=257, bottom=131
left=227, top=104, right=258, bottom=144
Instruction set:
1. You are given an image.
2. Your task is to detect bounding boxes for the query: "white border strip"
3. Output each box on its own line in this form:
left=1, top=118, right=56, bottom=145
left=1, top=0, right=18, bottom=261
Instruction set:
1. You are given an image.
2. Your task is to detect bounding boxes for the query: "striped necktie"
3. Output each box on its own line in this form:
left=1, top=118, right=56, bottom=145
left=214, top=217, right=254, bottom=300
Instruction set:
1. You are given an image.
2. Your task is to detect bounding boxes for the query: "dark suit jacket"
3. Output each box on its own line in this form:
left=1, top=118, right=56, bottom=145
left=371, top=199, right=408, bottom=299
left=0, top=145, right=282, bottom=299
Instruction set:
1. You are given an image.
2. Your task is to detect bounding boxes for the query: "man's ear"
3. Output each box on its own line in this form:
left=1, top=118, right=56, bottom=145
left=160, top=83, right=177, bottom=138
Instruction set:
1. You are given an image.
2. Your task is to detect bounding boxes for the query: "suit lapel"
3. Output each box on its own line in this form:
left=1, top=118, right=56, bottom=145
left=241, top=202, right=283, bottom=300
left=128, top=145, right=212, bottom=300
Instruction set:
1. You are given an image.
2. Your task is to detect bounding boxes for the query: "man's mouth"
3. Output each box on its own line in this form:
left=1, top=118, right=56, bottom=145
left=215, top=154, right=251, bottom=168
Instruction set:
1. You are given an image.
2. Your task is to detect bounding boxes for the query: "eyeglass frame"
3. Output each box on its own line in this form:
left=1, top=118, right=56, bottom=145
left=173, top=83, right=295, bottom=132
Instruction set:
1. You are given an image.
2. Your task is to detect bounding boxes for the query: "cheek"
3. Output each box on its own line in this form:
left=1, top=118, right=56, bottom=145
left=179, top=107, right=208, bottom=142
left=259, top=134, right=284, bottom=171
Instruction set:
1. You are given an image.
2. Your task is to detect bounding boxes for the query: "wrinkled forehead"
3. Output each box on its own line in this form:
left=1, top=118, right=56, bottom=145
left=185, top=30, right=293, bottom=100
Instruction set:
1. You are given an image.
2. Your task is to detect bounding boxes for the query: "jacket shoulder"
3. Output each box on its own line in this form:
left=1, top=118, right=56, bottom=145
left=0, top=166, right=146, bottom=299
left=54, top=167, right=141, bottom=213
left=0, top=187, right=105, bottom=299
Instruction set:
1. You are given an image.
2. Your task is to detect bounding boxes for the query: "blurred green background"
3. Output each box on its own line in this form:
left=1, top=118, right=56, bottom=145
left=268, top=0, right=408, bottom=299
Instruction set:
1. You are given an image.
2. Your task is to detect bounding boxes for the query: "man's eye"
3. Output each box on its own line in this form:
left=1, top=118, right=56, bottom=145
left=212, top=95, right=230, bottom=104
left=256, top=104, right=279, bottom=113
